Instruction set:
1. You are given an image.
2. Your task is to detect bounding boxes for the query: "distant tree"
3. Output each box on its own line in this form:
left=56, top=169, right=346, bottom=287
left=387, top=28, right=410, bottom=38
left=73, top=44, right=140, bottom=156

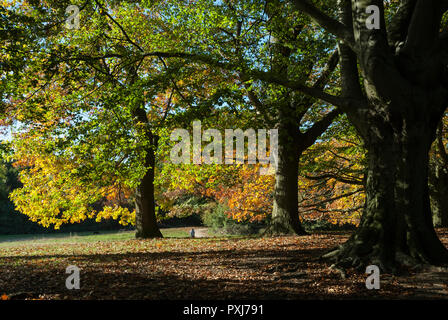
left=429, top=114, right=448, bottom=227
left=3, top=1, right=236, bottom=238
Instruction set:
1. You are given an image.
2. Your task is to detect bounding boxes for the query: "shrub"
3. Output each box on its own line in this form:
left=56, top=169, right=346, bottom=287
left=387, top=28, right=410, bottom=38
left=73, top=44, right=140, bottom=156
left=202, top=204, right=264, bottom=235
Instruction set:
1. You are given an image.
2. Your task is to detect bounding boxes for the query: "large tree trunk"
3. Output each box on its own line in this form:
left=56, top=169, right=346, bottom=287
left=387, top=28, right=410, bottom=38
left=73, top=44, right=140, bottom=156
left=268, top=149, right=307, bottom=235
left=133, top=106, right=162, bottom=239
left=429, top=154, right=448, bottom=227
left=135, top=143, right=163, bottom=239
left=429, top=122, right=448, bottom=227
left=322, top=0, right=448, bottom=272
left=124, top=64, right=162, bottom=239
left=266, top=106, right=307, bottom=235
left=325, top=108, right=448, bottom=272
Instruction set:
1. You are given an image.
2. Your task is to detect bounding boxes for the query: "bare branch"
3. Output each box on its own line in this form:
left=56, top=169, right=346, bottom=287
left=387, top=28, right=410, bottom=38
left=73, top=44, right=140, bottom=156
left=304, top=173, right=364, bottom=186
left=301, top=188, right=364, bottom=208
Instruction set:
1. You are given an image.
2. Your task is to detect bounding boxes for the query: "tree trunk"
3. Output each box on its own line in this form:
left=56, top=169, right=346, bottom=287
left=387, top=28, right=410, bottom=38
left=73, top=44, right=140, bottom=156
left=325, top=110, right=448, bottom=272
left=429, top=158, right=448, bottom=227
left=132, top=104, right=162, bottom=239
left=429, top=121, right=448, bottom=227
left=265, top=107, right=307, bottom=235
left=135, top=142, right=163, bottom=239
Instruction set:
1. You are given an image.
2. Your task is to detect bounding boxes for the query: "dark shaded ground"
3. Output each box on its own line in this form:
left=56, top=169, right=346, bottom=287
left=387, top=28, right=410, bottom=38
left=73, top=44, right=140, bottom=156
left=2, top=230, right=448, bottom=300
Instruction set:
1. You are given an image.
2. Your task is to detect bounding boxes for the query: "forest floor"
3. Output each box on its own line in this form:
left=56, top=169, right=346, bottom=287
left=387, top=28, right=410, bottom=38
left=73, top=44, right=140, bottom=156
left=2, top=228, right=448, bottom=300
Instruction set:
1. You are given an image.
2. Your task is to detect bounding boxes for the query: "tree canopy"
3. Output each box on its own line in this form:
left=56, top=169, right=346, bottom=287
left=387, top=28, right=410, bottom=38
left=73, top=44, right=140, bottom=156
left=2, top=0, right=448, bottom=273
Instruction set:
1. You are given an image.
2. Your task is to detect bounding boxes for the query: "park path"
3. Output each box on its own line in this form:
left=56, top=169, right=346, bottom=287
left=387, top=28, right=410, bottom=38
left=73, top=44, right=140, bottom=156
left=191, top=227, right=209, bottom=238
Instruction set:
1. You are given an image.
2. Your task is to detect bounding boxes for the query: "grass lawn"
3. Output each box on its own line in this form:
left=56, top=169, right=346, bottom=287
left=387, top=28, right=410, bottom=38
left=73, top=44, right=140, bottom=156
left=1, top=229, right=448, bottom=300
left=0, top=227, right=191, bottom=246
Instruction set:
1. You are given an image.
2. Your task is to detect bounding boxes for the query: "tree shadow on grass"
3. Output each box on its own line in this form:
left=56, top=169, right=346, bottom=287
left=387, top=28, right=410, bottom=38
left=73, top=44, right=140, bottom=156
left=0, top=266, right=367, bottom=300
left=3, top=232, right=448, bottom=300
left=0, top=246, right=347, bottom=300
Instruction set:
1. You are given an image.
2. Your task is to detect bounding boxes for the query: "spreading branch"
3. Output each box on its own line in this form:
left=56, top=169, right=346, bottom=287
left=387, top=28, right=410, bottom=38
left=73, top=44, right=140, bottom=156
left=289, top=0, right=356, bottom=49
left=301, top=108, right=342, bottom=151
left=402, top=0, right=446, bottom=55
left=387, top=0, right=417, bottom=46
